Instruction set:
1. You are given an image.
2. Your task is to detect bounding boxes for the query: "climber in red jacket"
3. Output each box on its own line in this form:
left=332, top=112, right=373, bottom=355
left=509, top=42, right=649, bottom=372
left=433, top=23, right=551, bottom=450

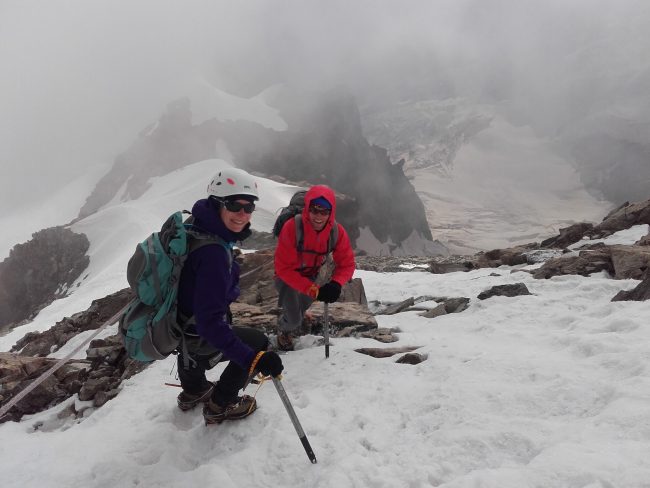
left=274, top=185, right=356, bottom=350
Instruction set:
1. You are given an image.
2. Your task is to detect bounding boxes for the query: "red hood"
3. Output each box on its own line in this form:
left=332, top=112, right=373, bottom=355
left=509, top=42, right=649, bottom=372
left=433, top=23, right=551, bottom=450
left=302, top=185, right=337, bottom=230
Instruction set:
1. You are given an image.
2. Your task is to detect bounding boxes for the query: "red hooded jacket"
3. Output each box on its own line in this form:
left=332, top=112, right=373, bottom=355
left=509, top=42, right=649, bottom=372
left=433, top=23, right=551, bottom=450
left=274, top=185, right=356, bottom=296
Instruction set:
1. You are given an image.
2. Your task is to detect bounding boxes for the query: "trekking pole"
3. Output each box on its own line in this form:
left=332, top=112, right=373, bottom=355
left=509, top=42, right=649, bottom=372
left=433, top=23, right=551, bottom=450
left=272, top=376, right=317, bottom=464
left=323, top=302, right=330, bottom=358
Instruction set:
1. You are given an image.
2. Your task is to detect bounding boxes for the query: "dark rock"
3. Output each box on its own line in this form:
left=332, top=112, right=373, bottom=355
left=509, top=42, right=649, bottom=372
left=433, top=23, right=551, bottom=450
left=540, top=222, right=594, bottom=249
left=477, top=283, right=531, bottom=300
left=93, top=389, right=120, bottom=408
left=79, top=91, right=446, bottom=256
left=356, top=255, right=432, bottom=272
left=0, top=227, right=90, bottom=332
left=0, top=353, right=90, bottom=422
left=476, top=246, right=532, bottom=267
left=395, top=353, right=427, bottom=365
left=609, top=245, right=650, bottom=279
left=612, top=272, right=650, bottom=302
left=339, top=278, right=368, bottom=305
left=354, top=346, right=422, bottom=358
left=11, top=288, right=133, bottom=356
left=429, top=261, right=475, bottom=274
left=379, top=297, right=415, bottom=315
left=532, top=248, right=614, bottom=279
left=593, top=199, right=650, bottom=236
left=636, top=234, right=650, bottom=246
left=78, top=378, right=107, bottom=402
left=442, top=297, right=470, bottom=313
left=357, top=328, right=399, bottom=343
left=419, top=304, right=447, bottom=319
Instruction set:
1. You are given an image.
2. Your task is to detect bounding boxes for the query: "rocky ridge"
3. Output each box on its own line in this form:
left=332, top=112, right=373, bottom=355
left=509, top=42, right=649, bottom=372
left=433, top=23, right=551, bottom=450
left=0, top=227, right=90, bottom=332
left=3, top=197, right=650, bottom=423
left=78, top=90, right=446, bottom=256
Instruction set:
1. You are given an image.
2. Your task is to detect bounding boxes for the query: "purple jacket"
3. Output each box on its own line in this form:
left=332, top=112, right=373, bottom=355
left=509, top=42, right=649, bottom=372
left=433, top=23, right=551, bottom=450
left=177, top=198, right=255, bottom=369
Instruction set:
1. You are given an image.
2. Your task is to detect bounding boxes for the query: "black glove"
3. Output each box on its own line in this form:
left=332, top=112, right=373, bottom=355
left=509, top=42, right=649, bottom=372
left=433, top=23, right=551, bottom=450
left=317, top=281, right=342, bottom=303
left=255, top=351, right=284, bottom=377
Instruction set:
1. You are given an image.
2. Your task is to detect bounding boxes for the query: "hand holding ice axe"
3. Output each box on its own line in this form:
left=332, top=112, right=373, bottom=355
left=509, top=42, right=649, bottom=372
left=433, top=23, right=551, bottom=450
left=248, top=352, right=317, bottom=464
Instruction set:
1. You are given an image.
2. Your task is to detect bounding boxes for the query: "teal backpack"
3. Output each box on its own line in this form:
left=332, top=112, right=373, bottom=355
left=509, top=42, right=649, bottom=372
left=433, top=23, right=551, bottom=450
left=119, top=211, right=231, bottom=362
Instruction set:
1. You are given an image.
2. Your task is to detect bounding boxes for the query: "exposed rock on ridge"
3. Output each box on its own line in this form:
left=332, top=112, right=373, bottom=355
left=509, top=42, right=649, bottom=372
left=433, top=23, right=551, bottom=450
left=78, top=90, right=446, bottom=256
left=0, top=227, right=90, bottom=332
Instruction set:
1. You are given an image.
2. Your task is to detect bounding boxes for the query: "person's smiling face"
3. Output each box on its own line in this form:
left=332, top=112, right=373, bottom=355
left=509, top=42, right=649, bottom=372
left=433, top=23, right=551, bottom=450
left=308, top=204, right=330, bottom=231
left=220, top=199, right=254, bottom=232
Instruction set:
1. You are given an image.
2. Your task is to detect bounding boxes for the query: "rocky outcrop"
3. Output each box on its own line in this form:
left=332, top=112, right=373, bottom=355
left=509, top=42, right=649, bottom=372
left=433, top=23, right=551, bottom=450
left=78, top=98, right=216, bottom=219
left=477, top=283, right=531, bottom=300
left=532, top=247, right=614, bottom=279
left=362, top=100, right=493, bottom=175
left=612, top=271, right=650, bottom=302
left=354, top=346, right=422, bottom=358
left=0, top=227, right=90, bottom=332
left=1, top=335, right=148, bottom=423
left=11, top=289, right=133, bottom=356
left=1, top=287, right=145, bottom=423
left=379, top=298, right=415, bottom=315
left=540, top=222, right=595, bottom=249
left=592, top=199, right=650, bottom=237
left=79, top=90, right=445, bottom=256
left=395, top=353, right=427, bottom=365
left=475, top=245, right=535, bottom=268
left=531, top=244, right=650, bottom=280
left=3, top=249, right=378, bottom=422
left=239, top=90, right=440, bottom=255
left=0, top=353, right=90, bottom=422
left=609, top=245, right=650, bottom=280
left=356, top=255, right=433, bottom=273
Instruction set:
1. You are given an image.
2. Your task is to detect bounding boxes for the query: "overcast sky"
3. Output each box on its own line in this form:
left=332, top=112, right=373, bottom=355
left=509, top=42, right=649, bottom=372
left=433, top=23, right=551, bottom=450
left=1, top=0, right=649, bottom=211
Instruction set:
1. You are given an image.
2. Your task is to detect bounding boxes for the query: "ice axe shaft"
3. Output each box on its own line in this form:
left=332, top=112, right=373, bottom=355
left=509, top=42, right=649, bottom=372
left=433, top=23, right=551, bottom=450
left=323, top=302, right=330, bottom=358
left=272, top=376, right=317, bottom=464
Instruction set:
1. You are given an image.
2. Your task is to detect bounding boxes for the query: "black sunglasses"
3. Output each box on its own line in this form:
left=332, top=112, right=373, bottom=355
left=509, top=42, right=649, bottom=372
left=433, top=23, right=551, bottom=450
left=309, top=204, right=331, bottom=216
left=223, top=200, right=256, bottom=214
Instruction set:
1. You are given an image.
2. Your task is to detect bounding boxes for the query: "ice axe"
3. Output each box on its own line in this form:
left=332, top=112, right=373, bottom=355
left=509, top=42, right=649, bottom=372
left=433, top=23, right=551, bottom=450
left=323, top=302, right=330, bottom=358
left=272, top=376, right=317, bottom=464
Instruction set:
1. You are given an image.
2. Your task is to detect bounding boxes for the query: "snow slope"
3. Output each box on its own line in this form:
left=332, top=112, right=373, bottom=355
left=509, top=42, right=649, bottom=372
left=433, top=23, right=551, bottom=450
left=0, top=159, right=297, bottom=348
left=2, top=165, right=650, bottom=487
left=0, top=165, right=107, bottom=261
left=411, top=112, right=611, bottom=254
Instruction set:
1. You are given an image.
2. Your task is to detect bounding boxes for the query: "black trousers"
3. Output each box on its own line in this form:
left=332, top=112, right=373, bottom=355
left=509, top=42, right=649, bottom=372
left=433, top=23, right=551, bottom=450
left=275, top=277, right=314, bottom=333
left=177, top=326, right=268, bottom=406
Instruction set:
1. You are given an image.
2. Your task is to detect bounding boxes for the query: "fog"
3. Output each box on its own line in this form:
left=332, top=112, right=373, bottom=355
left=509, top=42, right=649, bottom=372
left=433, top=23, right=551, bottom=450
left=2, top=0, right=649, bottom=211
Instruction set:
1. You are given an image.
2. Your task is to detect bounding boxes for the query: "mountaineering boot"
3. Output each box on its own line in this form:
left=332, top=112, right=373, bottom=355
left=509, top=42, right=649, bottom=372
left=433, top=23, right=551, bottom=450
left=277, top=331, right=295, bottom=352
left=177, top=383, right=214, bottom=411
left=203, top=395, right=257, bottom=425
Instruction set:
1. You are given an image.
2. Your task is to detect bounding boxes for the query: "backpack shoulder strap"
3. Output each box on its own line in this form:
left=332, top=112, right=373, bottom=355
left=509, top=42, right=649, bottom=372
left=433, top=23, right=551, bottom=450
left=187, top=229, right=233, bottom=269
left=328, top=220, right=339, bottom=253
left=295, top=215, right=338, bottom=254
left=294, top=214, right=304, bottom=252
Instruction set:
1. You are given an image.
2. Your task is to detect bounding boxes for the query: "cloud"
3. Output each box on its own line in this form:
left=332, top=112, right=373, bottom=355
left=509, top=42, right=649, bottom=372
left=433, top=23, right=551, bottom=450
left=1, top=0, right=649, bottom=210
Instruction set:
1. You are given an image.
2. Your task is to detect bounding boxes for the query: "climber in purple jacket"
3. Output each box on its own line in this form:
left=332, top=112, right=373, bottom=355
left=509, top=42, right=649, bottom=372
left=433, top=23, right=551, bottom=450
left=175, top=167, right=283, bottom=424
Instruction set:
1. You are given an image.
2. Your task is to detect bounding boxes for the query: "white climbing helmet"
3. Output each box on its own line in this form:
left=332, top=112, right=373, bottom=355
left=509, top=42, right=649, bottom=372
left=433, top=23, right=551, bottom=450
left=206, top=167, right=259, bottom=200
